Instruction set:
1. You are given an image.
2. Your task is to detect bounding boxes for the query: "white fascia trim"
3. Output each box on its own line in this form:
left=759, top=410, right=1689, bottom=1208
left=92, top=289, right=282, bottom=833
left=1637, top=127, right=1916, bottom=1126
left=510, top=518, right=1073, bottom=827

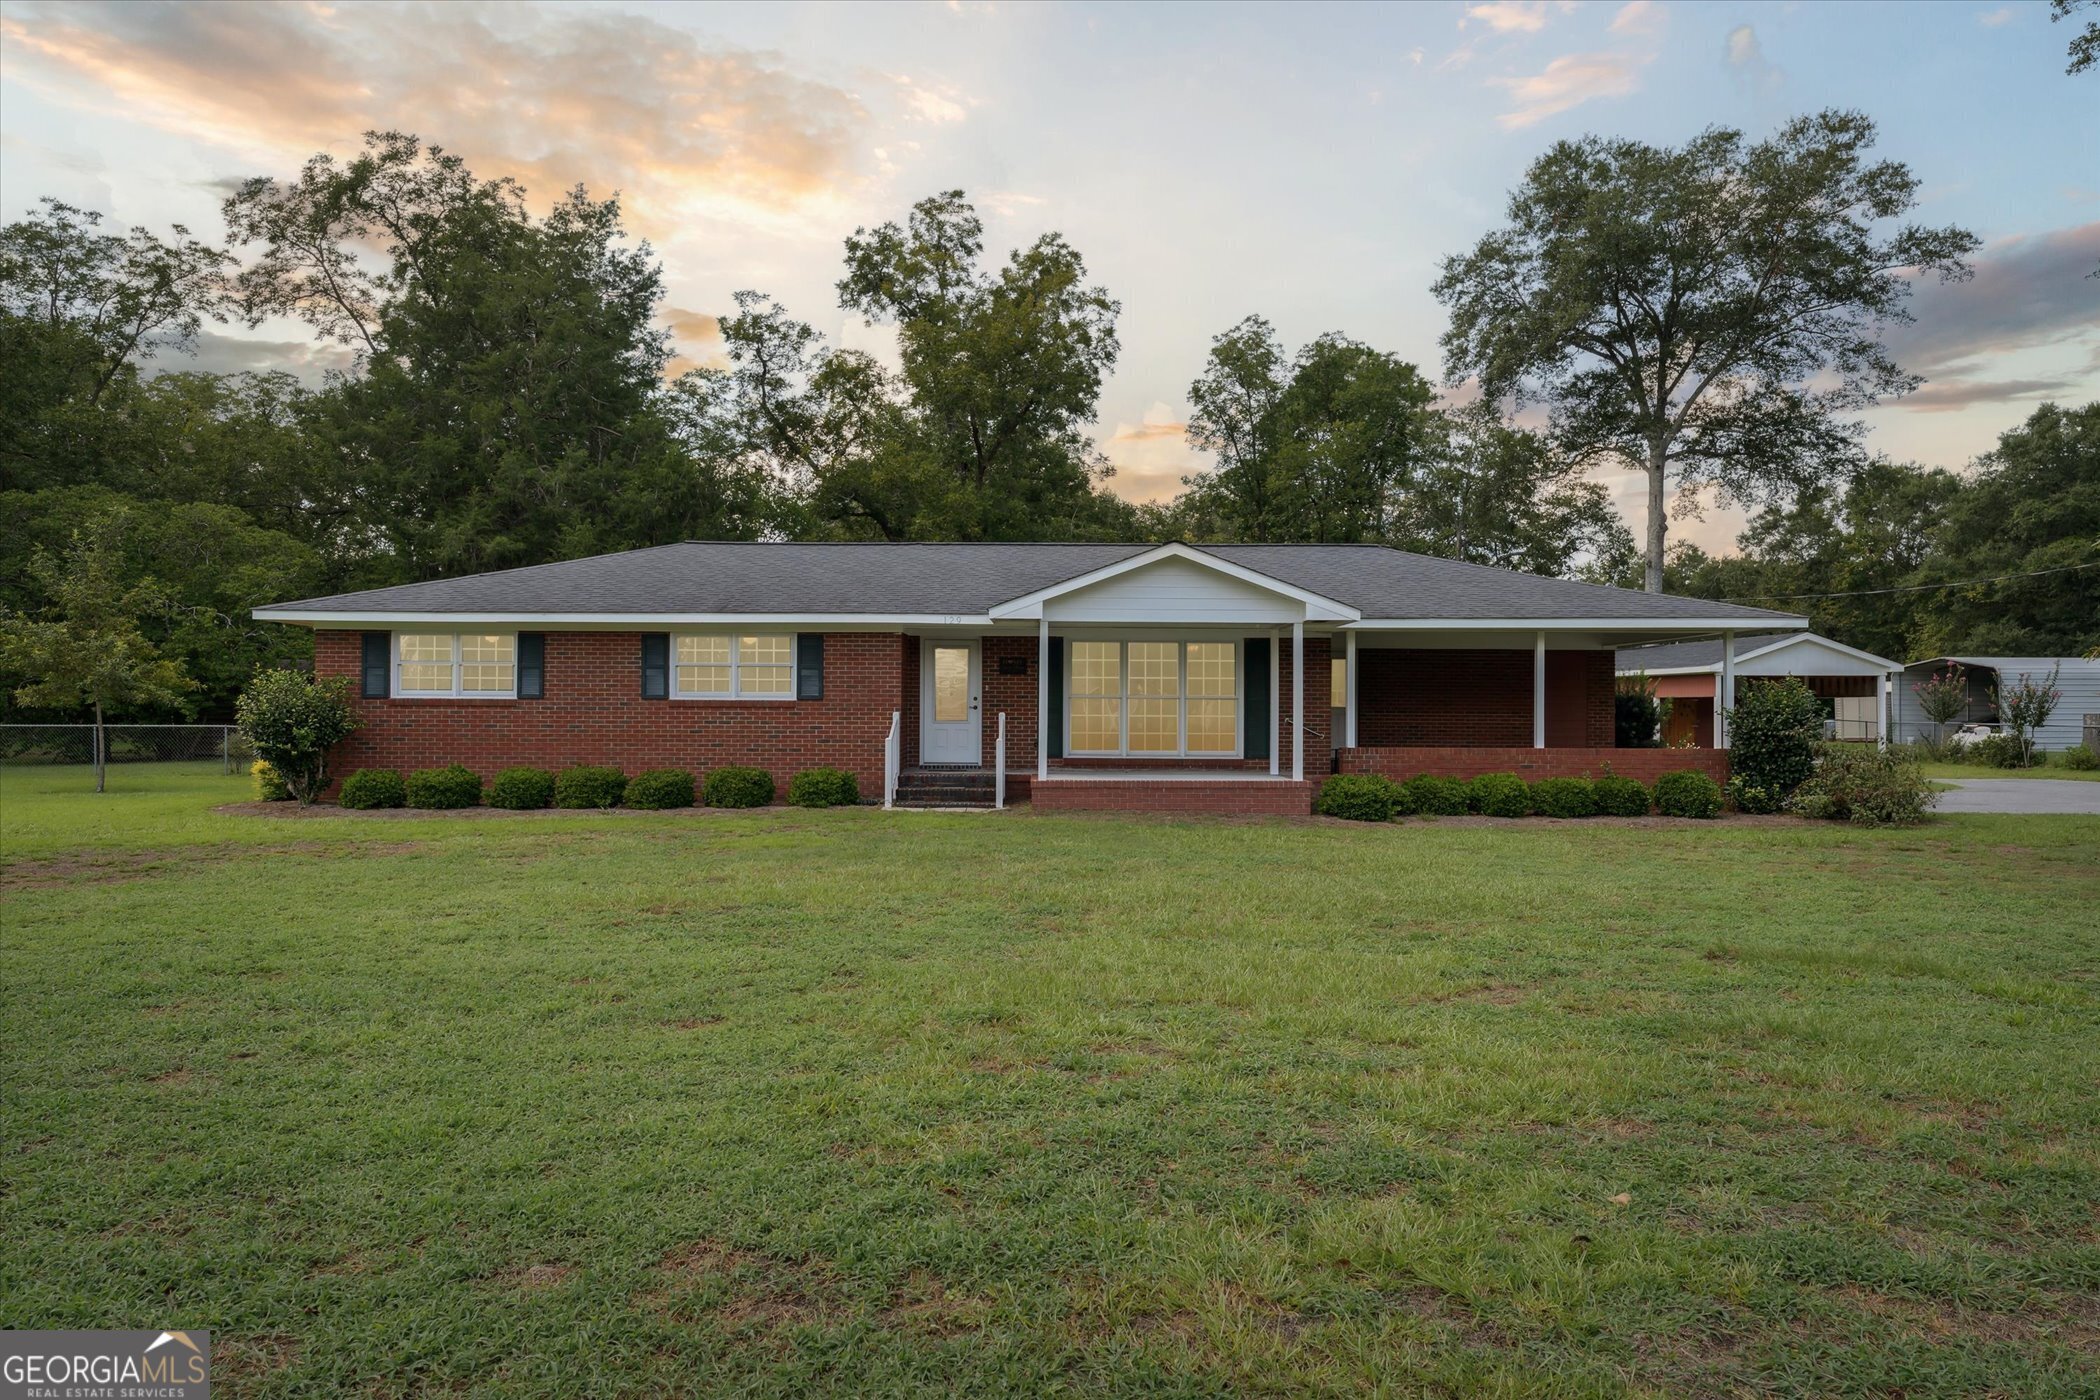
left=1614, top=632, right=1900, bottom=678
left=986, top=542, right=1359, bottom=622
left=251, top=611, right=993, bottom=627
left=1345, top=616, right=1808, bottom=632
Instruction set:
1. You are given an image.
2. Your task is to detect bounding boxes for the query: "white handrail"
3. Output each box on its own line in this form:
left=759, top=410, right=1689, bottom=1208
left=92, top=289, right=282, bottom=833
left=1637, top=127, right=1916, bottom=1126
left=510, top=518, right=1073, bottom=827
left=994, top=712, right=1007, bottom=810
left=882, top=710, right=900, bottom=810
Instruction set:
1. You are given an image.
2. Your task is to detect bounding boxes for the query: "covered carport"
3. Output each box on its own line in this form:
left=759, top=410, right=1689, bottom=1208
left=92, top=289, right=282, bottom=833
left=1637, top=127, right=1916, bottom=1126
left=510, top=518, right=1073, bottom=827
left=1616, top=632, right=1903, bottom=747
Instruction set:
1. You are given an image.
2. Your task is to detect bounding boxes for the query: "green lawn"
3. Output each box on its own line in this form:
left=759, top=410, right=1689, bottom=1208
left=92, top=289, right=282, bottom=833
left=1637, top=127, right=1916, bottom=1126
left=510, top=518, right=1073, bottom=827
left=1915, top=758, right=2100, bottom=783
left=4, top=763, right=2097, bottom=1398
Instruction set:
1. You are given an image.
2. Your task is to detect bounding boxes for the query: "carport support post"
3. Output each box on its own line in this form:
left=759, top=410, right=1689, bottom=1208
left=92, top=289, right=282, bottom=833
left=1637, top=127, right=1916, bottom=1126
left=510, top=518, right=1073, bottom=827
left=1878, top=669, right=1894, bottom=750
left=1344, top=630, right=1358, bottom=749
left=1718, top=630, right=1736, bottom=748
left=1291, top=620, right=1304, bottom=782
left=1037, top=616, right=1049, bottom=781
left=1532, top=631, right=1546, bottom=748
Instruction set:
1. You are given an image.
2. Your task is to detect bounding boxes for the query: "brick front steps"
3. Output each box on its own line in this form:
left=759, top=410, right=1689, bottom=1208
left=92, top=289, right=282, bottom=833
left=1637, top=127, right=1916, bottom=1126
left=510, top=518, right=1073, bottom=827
left=893, top=767, right=1001, bottom=809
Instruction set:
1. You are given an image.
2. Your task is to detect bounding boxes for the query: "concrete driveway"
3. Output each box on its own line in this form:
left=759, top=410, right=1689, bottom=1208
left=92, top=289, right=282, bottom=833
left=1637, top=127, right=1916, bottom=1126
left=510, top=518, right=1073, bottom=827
left=1934, top=779, right=2100, bottom=815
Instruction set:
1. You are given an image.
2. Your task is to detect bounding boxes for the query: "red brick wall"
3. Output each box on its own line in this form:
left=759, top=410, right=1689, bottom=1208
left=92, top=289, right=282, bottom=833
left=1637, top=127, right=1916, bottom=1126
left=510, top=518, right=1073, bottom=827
left=980, top=635, right=1038, bottom=769
left=1356, top=647, right=1612, bottom=748
left=315, top=629, right=908, bottom=797
left=1337, top=746, right=1729, bottom=785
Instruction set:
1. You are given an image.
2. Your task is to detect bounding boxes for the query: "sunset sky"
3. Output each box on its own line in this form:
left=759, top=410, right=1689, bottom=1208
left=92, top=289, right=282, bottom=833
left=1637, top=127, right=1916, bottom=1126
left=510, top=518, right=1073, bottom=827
left=3, top=0, right=2094, bottom=550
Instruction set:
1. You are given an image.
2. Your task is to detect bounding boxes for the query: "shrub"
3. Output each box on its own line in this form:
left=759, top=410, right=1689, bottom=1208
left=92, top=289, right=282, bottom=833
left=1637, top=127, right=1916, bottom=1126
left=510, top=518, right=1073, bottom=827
left=1615, top=673, right=1664, bottom=747
left=405, top=763, right=483, bottom=809
left=1788, top=744, right=1937, bottom=826
left=1467, top=772, right=1531, bottom=818
left=554, top=765, right=627, bottom=809
left=487, top=766, right=556, bottom=810
left=1591, top=774, right=1651, bottom=817
left=788, top=767, right=860, bottom=808
left=1530, top=776, right=1597, bottom=819
left=1653, top=769, right=1723, bottom=819
left=252, top=759, right=291, bottom=802
left=1315, top=773, right=1403, bottom=822
left=338, top=769, right=406, bottom=809
left=1968, top=733, right=2029, bottom=769
left=236, top=669, right=357, bottom=804
left=625, top=768, right=696, bottom=809
left=703, top=765, right=774, bottom=809
left=1403, top=774, right=1470, bottom=817
left=2060, top=744, right=2099, bottom=771
left=1728, top=677, right=1823, bottom=806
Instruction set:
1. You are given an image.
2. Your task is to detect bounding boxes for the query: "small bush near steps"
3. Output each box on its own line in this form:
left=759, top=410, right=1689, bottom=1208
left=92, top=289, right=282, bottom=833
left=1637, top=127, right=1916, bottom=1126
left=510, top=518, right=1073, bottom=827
left=1315, top=774, right=1404, bottom=822
left=1653, top=770, right=1723, bottom=820
left=788, top=768, right=860, bottom=808
left=488, top=767, right=556, bottom=810
left=1467, top=772, right=1531, bottom=818
left=554, top=766, right=627, bottom=809
left=406, top=764, right=483, bottom=809
left=703, top=766, right=774, bottom=809
left=1402, top=774, right=1470, bottom=817
left=338, top=769, right=406, bottom=809
left=625, top=769, right=697, bottom=809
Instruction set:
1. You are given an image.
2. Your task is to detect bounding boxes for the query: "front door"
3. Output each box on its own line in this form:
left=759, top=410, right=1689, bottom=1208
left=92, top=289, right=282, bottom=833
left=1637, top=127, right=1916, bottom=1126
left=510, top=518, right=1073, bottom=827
left=921, top=641, right=982, bottom=765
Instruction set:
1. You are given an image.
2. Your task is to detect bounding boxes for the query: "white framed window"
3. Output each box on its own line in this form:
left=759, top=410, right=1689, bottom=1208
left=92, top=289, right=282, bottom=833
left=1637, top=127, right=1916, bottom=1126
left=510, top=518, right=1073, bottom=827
left=1066, top=639, right=1239, bottom=756
left=674, top=633, right=796, bottom=700
left=396, top=633, right=516, bottom=698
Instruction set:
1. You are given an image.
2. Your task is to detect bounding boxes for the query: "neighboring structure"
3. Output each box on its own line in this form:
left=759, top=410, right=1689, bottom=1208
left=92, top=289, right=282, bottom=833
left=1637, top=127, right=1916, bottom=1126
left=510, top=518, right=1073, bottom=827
left=1891, top=655, right=2100, bottom=751
left=1616, top=632, right=1904, bottom=747
left=252, top=541, right=1802, bottom=812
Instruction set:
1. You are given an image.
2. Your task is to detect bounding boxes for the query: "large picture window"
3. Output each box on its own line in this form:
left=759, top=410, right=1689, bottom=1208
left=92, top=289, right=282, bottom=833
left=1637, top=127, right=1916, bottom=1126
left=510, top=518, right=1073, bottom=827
left=675, top=634, right=795, bottom=699
left=1066, top=640, right=1238, bottom=756
left=396, top=633, right=515, bottom=698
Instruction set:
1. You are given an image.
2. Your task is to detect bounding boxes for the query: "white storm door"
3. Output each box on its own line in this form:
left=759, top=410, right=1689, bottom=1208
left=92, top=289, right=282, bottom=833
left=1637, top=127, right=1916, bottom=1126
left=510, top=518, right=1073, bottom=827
left=921, top=641, right=982, bottom=765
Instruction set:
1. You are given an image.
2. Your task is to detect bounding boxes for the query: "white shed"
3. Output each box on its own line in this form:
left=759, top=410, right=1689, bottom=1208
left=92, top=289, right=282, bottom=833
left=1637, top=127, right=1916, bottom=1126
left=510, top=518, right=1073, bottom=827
left=1893, top=656, right=2100, bottom=751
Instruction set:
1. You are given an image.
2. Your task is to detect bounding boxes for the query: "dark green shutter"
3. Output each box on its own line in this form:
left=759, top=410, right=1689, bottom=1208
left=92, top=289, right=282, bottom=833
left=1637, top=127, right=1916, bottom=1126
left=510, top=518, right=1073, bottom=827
left=1243, top=636, right=1271, bottom=760
left=1047, top=637, right=1064, bottom=759
left=796, top=633, right=824, bottom=699
left=640, top=633, right=669, bottom=699
left=517, top=632, right=545, bottom=699
left=361, top=632, right=390, bottom=699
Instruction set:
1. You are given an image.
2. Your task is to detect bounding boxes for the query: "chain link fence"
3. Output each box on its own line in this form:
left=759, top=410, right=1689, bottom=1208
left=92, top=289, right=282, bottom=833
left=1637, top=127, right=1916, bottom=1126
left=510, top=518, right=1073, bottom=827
left=0, top=724, right=254, bottom=772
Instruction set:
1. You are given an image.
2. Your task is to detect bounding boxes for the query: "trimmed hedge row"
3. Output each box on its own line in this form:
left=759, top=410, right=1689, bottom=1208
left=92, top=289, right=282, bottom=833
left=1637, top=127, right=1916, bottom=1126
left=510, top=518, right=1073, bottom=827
left=331, top=764, right=866, bottom=811
left=1315, top=768, right=1728, bottom=822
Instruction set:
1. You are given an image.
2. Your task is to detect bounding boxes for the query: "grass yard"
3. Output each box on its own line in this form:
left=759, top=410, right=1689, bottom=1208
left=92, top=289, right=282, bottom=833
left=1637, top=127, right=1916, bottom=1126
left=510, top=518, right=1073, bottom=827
left=3, top=763, right=2098, bottom=1398
left=1915, top=759, right=2100, bottom=783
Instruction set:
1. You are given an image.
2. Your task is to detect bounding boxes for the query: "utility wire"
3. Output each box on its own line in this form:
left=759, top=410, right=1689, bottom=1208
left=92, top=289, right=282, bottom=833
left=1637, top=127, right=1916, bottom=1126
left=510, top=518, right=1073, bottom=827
left=1720, top=558, right=2100, bottom=604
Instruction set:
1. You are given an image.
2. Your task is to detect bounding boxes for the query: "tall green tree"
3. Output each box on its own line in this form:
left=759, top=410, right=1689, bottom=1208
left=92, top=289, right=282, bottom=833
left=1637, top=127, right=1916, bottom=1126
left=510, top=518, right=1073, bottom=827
left=1434, top=109, right=1977, bottom=592
left=724, top=192, right=1136, bottom=539
left=224, top=131, right=776, bottom=578
left=2054, top=0, right=2099, bottom=74
left=0, top=512, right=195, bottom=791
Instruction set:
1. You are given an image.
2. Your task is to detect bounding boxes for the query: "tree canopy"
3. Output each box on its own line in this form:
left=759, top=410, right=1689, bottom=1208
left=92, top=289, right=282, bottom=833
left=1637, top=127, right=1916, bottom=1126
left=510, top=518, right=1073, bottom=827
left=1434, top=109, right=1976, bottom=591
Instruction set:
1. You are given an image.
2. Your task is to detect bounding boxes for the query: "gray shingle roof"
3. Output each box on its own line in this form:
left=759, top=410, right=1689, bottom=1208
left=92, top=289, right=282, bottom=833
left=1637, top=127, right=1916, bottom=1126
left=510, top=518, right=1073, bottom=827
left=256, top=541, right=1802, bottom=625
left=1613, top=632, right=1801, bottom=672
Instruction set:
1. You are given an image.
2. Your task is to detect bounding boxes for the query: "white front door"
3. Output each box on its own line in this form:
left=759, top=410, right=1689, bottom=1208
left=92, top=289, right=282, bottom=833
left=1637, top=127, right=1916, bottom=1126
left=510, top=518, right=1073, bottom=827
left=921, top=641, right=982, bottom=765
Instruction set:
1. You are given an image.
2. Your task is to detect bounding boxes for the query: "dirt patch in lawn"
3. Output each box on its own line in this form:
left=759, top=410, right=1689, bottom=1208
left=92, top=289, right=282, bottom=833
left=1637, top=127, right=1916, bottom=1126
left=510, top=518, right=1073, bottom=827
left=216, top=801, right=788, bottom=821
left=641, top=1238, right=844, bottom=1333
left=3, top=840, right=427, bottom=893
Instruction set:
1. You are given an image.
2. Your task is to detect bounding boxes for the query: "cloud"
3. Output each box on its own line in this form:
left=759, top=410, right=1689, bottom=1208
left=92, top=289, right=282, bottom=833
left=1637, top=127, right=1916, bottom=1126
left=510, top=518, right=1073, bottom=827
left=1725, top=24, right=1783, bottom=92
left=887, top=74, right=970, bottom=124
left=1099, top=404, right=1199, bottom=505
left=0, top=1, right=881, bottom=233
left=1492, top=50, right=1649, bottom=127
left=1883, top=222, right=2100, bottom=380
left=1898, top=376, right=2078, bottom=412
left=1609, top=1, right=1665, bottom=36
left=1975, top=7, right=2016, bottom=27
left=166, top=330, right=361, bottom=384
left=1463, top=3, right=1552, bottom=34
left=662, top=307, right=729, bottom=377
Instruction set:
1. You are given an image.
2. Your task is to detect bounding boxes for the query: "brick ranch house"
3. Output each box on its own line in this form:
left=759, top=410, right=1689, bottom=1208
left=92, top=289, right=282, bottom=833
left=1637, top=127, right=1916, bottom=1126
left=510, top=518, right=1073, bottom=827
left=252, top=541, right=1803, bottom=813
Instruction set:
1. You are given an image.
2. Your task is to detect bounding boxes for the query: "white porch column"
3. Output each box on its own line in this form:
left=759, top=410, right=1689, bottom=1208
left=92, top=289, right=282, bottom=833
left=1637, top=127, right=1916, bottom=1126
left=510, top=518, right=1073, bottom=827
left=1878, top=669, right=1894, bottom=750
left=1532, top=631, right=1547, bottom=749
left=1268, top=628, right=1280, bottom=777
left=1291, top=619, right=1305, bottom=782
left=1037, top=616, right=1049, bottom=781
left=1717, top=630, right=1736, bottom=749
left=1344, top=630, right=1359, bottom=749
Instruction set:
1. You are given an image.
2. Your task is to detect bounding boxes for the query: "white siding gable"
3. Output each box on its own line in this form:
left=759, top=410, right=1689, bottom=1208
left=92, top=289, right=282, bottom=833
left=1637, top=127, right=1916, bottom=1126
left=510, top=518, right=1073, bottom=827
left=1738, top=637, right=1895, bottom=678
left=1045, top=555, right=1305, bottom=623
